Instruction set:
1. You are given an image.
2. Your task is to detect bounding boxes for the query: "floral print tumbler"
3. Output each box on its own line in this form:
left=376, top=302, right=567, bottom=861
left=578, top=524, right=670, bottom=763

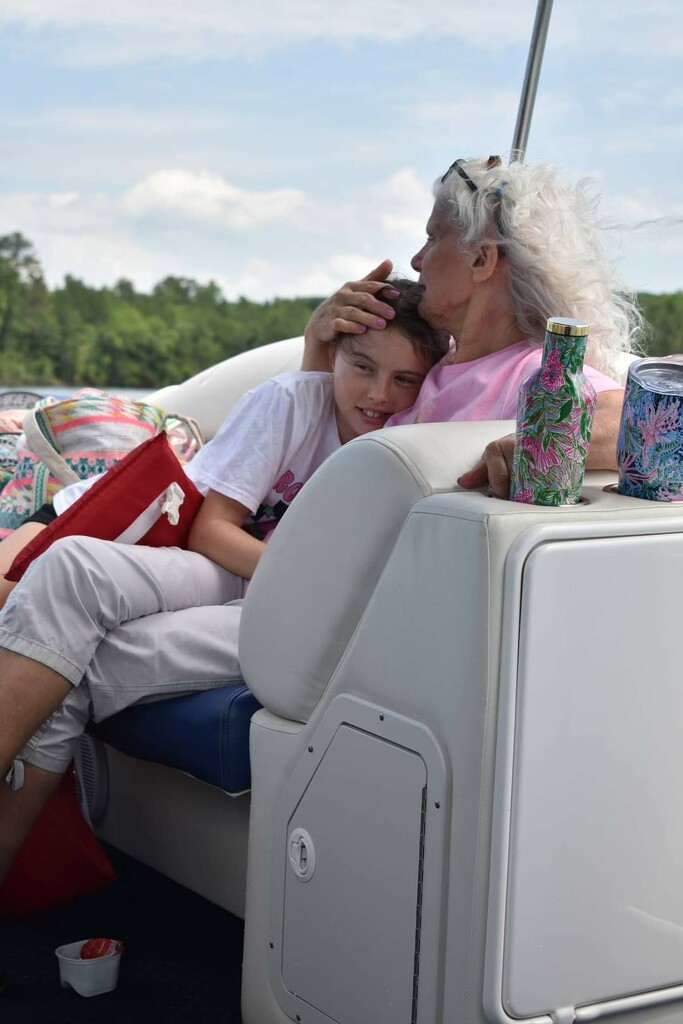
left=617, top=359, right=683, bottom=501
left=509, top=317, right=597, bottom=506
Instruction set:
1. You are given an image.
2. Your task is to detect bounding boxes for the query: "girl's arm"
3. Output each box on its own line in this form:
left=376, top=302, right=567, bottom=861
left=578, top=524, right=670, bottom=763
left=187, top=489, right=265, bottom=579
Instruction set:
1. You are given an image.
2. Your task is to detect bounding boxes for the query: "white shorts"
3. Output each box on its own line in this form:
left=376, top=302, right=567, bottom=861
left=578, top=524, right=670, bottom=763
left=0, top=536, right=247, bottom=775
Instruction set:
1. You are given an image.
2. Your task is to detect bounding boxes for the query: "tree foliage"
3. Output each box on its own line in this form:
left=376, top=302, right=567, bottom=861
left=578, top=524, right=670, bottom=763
left=638, top=293, right=683, bottom=357
left=1, top=233, right=681, bottom=388
left=0, top=234, right=323, bottom=388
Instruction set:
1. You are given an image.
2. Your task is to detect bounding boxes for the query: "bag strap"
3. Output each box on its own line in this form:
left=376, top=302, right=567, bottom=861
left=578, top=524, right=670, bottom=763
left=22, top=410, right=80, bottom=486
left=162, top=412, right=204, bottom=462
left=23, top=404, right=203, bottom=484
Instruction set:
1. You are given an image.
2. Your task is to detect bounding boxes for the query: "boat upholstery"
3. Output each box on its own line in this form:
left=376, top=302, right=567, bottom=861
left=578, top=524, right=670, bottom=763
left=91, top=682, right=260, bottom=793
left=86, top=337, right=683, bottom=1024
left=146, top=334, right=305, bottom=440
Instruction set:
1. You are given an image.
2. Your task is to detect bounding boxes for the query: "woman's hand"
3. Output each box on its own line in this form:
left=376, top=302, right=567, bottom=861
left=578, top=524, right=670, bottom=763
left=457, top=391, right=625, bottom=498
left=302, top=259, right=399, bottom=371
left=457, top=434, right=515, bottom=498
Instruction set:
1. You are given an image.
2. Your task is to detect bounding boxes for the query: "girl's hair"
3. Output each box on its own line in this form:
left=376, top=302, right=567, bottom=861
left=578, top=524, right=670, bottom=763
left=336, top=278, right=450, bottom=365
left=434, top=157, right=643, bottom=378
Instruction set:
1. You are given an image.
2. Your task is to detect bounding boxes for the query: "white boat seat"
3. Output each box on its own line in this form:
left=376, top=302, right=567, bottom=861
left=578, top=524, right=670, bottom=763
left=82, top=336, right=683, bottom=1024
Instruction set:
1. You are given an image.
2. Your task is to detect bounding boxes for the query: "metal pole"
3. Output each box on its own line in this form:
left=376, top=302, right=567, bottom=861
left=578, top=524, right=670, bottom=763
left=510, top=0, right=555, bottom=162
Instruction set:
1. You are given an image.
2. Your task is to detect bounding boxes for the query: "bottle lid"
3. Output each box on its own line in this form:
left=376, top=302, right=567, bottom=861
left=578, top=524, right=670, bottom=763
left=546, top=317, right=589, bottom=337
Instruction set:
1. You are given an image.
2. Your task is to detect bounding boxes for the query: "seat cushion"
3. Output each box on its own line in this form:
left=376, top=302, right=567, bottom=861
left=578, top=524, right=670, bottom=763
left=91, top=684, right=261, bottom=793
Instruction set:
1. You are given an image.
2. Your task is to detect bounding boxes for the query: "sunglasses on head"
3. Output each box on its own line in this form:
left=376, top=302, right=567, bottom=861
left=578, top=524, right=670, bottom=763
left=440, top=155, right=506, bottom=240
left=441, top=154, right=502, bottom=187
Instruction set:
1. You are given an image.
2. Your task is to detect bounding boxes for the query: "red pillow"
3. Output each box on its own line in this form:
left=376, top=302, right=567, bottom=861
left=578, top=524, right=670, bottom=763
left=0, top=767, right=117, bottom=917
left=6, top=431, right=204, bottom=583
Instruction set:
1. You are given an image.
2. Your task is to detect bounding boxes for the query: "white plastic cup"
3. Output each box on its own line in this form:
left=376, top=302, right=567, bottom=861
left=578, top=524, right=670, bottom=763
left=55, top=939, right=123, bottom=997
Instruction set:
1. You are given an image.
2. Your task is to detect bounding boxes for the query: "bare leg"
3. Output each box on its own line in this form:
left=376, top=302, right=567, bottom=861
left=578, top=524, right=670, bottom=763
left=0, top=537, right=244, bottom=884
left=0, top=763, right=64, bottom=883
left=0, top=522, right=47, bottom=612
left=0, top=647, right=71, bottom=882
left=0, top=648, right=70, bottom=777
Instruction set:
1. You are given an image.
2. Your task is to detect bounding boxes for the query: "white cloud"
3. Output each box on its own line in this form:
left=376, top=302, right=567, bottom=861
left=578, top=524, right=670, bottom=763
left=598, top=189, right=683, bottom=293
left=0, top=168, right=431, bottom=298
left=122, top=170, right=308, bottom=231
left=604, top=122, right=683, bottom=156
left=0, top=190, right=116, bottom=234
left=213, top=252, right=395, bottom=304
left=410, top=89, right=576, bottom=161
left=1, top=0, right=534, bottom=38
left=1, top=165, right=680, bottom=300
left=550, top=0, right=683, bottom=57
left=2, top=0, right=682, bottom=66
left=1, top=0, right=680, bottom=315
left=604, top=190, right=683, bottom=227
left=286, top=254, right=401, bottom=301
left=412, top=89, right=520, bottom=132
left=0, top=0, right=541, bottom=65
left=0, top=106, right=234, bottom=138
left=369, top=169, right=432, bottom=238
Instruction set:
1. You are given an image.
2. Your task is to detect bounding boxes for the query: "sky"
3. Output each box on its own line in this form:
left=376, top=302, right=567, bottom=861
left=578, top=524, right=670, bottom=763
left=0, top=0, right=681, bottom=302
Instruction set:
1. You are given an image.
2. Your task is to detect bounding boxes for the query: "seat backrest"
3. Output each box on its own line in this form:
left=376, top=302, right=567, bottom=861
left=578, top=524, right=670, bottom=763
left=146, top=336, right=304, bottom=441
left=239, top=419, right=516, bottom=722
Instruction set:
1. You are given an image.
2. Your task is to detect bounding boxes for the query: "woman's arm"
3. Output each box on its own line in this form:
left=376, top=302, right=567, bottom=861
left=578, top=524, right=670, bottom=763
left=582, top=388, right=623, bottom=471
left=187, top=489, right=265, bottom=579
left=302, top=259, right=398, bottom=371
left=458, top=389, right=624, bottom=498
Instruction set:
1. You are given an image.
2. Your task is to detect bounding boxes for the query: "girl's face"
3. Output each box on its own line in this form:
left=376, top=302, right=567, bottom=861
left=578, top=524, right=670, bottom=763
left=332, top=327, right=430, bottom=444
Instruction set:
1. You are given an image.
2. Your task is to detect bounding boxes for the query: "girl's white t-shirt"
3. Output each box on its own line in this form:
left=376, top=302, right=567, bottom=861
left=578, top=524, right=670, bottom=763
left=55, top=372, right=341, bottom=540
left=185, top=371, right=340, bottom=538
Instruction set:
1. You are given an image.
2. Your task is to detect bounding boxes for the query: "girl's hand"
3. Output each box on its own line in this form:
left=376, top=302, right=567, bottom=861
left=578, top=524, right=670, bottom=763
left=302, top=259, right=398, bottom=371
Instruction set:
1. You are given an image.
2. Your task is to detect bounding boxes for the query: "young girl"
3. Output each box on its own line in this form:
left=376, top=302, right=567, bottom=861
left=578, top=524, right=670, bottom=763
left=184, top=278, right=449, bottom=579
left=0, top=279, right=447, bottom=607
left=0, top=280, right=448, bottom=888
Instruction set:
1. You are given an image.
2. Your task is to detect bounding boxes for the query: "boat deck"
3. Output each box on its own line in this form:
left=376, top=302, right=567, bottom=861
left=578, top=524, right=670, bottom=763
left=0, top=846, right=244, bottom=1023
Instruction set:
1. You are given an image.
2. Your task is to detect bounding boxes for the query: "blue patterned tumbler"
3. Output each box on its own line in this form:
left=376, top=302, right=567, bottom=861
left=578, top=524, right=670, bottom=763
left=617, top=358, right=683, bottom=501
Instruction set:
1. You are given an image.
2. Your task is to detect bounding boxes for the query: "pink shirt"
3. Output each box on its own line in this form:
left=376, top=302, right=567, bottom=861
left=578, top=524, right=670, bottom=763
left=387, top=339, right=621, bottom=427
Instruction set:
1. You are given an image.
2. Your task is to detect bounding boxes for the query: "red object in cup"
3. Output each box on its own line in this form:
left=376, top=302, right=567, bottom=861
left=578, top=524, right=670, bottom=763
left=80, top=937, right=124, bottom=960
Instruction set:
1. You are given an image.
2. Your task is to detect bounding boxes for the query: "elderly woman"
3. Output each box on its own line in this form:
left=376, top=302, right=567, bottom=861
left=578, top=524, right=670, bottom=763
left=303, top=156, right=636, bottom=494
left=0, top=157, right=635, bottom=890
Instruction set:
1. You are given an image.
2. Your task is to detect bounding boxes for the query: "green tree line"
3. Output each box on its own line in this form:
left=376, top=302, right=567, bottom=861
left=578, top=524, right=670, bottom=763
left=1, top=233, right=681, bottom=389
left=0, top=233, right=323, bottom=388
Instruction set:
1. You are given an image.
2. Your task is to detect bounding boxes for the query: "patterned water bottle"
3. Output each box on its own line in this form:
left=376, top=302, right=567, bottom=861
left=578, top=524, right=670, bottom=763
left=509, top=317, right=597, bottom=506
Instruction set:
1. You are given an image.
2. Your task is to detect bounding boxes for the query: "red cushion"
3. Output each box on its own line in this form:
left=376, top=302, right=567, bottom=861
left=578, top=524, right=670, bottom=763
left=0, top=768, right=117, bottom=917
left=5, top=431, right=204, bottom=583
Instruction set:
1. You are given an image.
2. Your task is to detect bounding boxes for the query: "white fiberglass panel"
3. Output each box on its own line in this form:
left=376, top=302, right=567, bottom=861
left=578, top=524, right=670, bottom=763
left=503, top=533, right=683, bottom=1019
left=281, top=724, right=426, bottom=1024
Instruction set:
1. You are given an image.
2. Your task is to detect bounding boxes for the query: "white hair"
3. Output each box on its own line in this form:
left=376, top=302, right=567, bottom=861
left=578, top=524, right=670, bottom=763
left=434, top=158, right=643, bottom=379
